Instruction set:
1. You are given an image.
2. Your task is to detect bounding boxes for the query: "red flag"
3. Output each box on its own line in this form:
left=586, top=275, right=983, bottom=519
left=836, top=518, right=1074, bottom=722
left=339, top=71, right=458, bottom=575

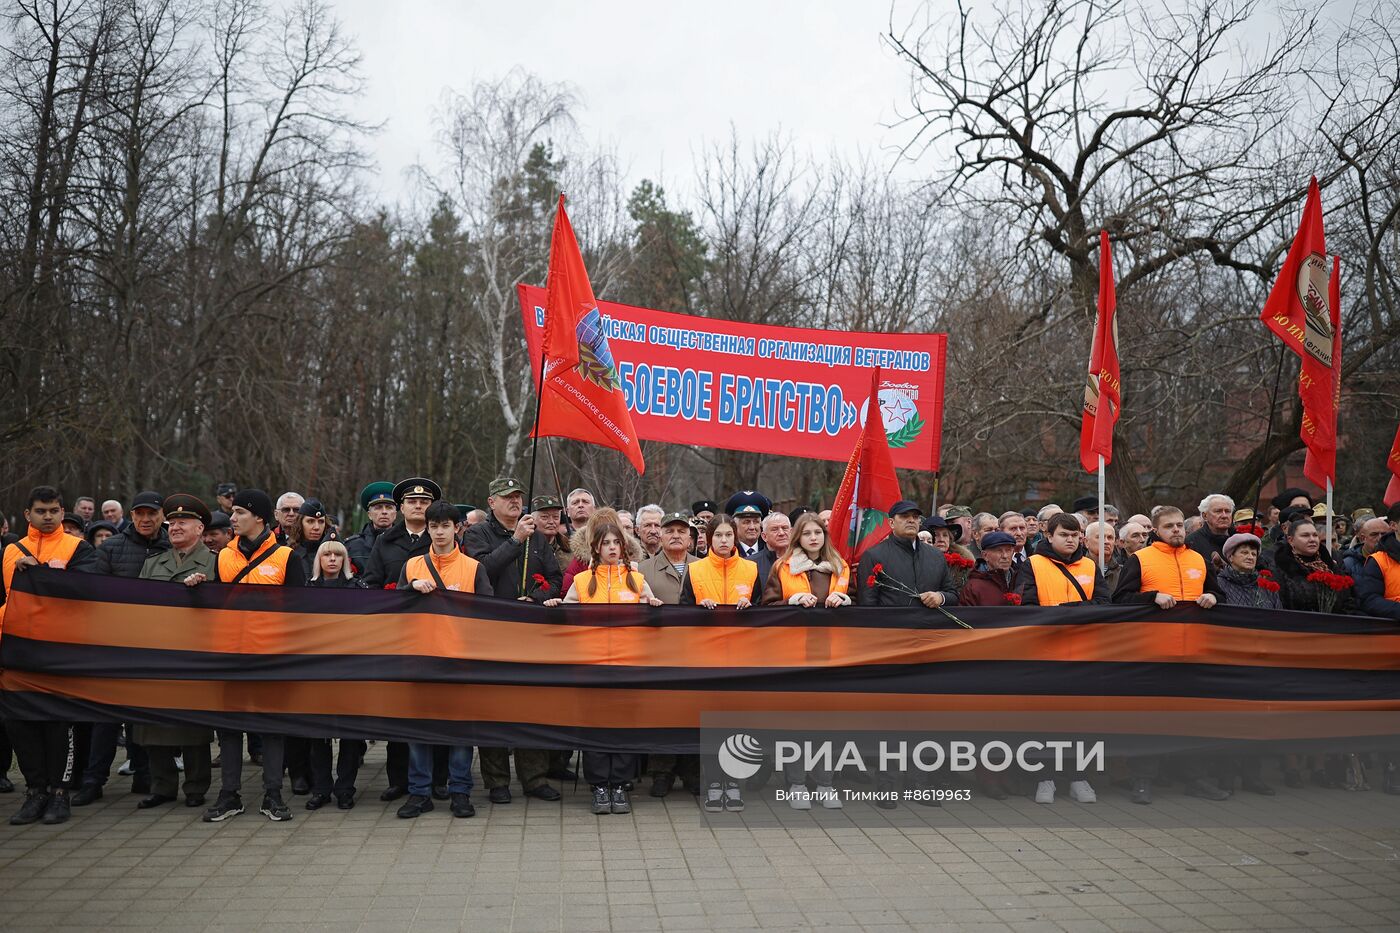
left=829, top=369, right=904, bottom=566
left=1260, top=179, right=1337, bottom=488
left=531, top=197, right=646, bottom=474
left=1080, top=230, right=1121, bottom=474
left=1302, top=256, right=1341, bottom=487
left=1385, top=423, right=1400, bottom=507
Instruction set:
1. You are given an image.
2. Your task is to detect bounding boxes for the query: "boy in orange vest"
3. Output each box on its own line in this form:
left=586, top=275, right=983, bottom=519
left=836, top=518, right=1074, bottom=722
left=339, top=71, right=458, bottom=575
left=396, top=501, right=491, bottom=819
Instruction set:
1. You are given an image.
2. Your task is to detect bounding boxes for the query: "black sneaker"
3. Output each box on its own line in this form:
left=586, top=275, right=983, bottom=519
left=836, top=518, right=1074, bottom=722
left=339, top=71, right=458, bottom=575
left=524, top=784, right=561, bottom=801
left=591, top=785, right=611, bottom=815
left=41, top=792, right=71, bottom=825
left=649, top=773, right=674, bottom=798
left=449, top=793, right=475, bottom=818
left=10, top=790, right=50, bottom=825
left=260, top=791, right=293, bottom=821
left=304, top=792, right=332, bottom=811
left=488, top=786, right=512, bottom=804
left=610, top=786, right=631, bottom=814
left=1130, top=777, right=1153, bottom=805
left=70, top=783, right=102, bottom=807
left=291, top=777, right=311, bottom=796
left=432, top=784, right=449, bottom=801
left=334, top=792, right=355, bottom=810
left=396, top=794, right=434, bottom=819
left=703, top=782, right=723, bottom=812
left=379, top=785, right=406, bottom=802
left=203, top=792, right=244, bottom=822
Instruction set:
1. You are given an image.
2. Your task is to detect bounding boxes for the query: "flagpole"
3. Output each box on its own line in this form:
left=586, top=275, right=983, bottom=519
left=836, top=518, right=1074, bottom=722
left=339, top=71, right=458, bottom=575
left=1097, top=455, right=1106, bottom=572
left=522, top=346, right=549, bottom=595
left=1252, top=344, right=1289, bottom=511
left=1325, top=478, right=1334, bottom=554
left=930, top=472, right=940, bottom=515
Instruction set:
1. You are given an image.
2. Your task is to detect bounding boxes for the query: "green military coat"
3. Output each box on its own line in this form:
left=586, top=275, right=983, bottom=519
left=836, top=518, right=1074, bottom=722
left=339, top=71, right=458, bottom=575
left=131, top=545, right=219, bottom=747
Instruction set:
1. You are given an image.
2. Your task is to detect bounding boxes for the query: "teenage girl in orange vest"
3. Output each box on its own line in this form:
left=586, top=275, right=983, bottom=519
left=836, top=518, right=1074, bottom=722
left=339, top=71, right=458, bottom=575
left=759, top=513, right=851, bottom=609
left=544, top=523, right=659, bottom=816
left=679, top=515, right=758, bottom=611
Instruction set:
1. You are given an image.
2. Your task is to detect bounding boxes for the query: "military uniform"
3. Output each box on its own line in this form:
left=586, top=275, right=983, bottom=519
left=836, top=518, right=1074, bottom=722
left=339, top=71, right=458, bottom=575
left=134, top=494, right=217, bottom=806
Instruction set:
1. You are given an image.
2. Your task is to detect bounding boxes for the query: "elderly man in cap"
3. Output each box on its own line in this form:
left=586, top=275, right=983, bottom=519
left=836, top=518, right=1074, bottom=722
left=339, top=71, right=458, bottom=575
left=723, top=490, right=772, bottom=559
left=533, top=494, right=571, bottom=564
left=132, top=494, right=217, bottom=810
left=345, top=481, right=397, bottom=576
left=463, top=476, right=563, bottom=803
left=72, top=490, right=170, bottom=807
left=857, top=501, right=959, bottom=608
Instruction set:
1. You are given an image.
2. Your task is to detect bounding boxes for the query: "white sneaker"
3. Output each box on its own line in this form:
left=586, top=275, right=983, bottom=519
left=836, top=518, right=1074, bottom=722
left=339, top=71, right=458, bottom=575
left=117, top=760, right=133, bottom=776
left=1069, top=780, right=1097, bottom=803
left=723, top=782, right=744, bottom=812
left=816, top=785, right=842, bottom=809
left=788, top=783, right=811, bottom=810
left=1035, top=780, right=1056, bottom=804
left=703, top=783, right=723, bottom=812
left=175, top=755, right=184, bottom=772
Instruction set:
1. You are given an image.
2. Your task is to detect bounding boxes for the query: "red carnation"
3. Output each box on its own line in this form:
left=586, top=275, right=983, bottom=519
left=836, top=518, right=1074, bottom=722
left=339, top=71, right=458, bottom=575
left=873, top=563, right=884, bottom=575
left=383, top=582, right=397, bottom=590
left=1258, top=568, right=1273, bottom=578
left=1003, top=592, right=1022, bottom=606
left=865, top=574, right=878, bottom=588
left=532, top=572, right=551, bottom=593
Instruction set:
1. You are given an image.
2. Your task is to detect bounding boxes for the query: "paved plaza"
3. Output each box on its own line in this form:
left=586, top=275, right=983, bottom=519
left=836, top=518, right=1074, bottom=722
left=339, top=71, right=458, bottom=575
left=2, top=744, right=1398, bottom=933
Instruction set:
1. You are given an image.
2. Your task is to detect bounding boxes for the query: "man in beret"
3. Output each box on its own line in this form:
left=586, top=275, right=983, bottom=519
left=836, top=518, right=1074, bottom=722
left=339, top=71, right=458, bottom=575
left=724, top=491, right=771, bottom=560
left=463, top=476, right=563, bottom=804
left=72, top=490, right=170, bottom=807
left=345, top=481, right=396, bottom=576
left=132, top=494, right=217, bottom=811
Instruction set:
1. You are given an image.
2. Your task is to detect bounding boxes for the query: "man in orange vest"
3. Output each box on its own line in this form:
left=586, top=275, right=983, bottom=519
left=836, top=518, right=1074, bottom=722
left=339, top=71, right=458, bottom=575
left=1357, top=530, right=1400, bottom=620
left=395, top=501, right=491, bottom=820
left=2, top=486, right=99, bottom=825
left=1111, top=505, right=1228, bottom=805
left=186, top=488, right=303, bottom=824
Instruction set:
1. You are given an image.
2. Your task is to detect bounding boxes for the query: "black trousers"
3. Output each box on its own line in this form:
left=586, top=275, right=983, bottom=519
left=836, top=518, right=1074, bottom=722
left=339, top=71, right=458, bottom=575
left=0, top=720, right=12, bottom=776
left=309, top=739, right=368, bottom=796
left=148, top=744, right=212, bottom=798
left=386, top=741, right=448, bottom=789
left=82, top=722, right=149, bottom=787
left=583, top=752, right=639, bottom=788
left=285, top=736, right=312, bottom=785
left=6, top=720, right=76, bottom=792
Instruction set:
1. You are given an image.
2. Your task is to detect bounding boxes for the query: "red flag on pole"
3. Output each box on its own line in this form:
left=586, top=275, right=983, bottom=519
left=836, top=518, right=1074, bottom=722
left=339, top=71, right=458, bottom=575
left=1080, top=230, right=1121, bottom=474
left=1259, top=178, right=1337, bottom=488
left=531, top=196, right=646, bottom=474
left=1302, top=256, right=1342, bottom=488
left=829, top=369, right=904, bottom=566
left=1385, top=423, right=1400, bottom=507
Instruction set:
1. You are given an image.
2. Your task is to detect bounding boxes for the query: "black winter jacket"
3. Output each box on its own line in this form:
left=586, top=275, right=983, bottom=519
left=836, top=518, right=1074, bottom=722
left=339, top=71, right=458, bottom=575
left=344, top=522, right=388, bottom=576
left=856, top=535, right=959, bottom=607
left=461, top=512, right=561, bottom=601
left=1272, top=540, right=1351, bottom=614
left=95, top=524, right=170, bottom=578
left=360, top=520, right=431, bottom=589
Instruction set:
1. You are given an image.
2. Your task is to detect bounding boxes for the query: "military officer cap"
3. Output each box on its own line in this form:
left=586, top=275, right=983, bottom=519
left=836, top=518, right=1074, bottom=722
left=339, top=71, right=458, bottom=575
left=1071, top=495, right=1100, bottom=514
left=208, top=510, right=232, bottom=531
left=943, top=505, right=972, bottom=519
left=489, top=476, right=525, bottom=497
left=1351, top=508, right=1376, bottom=524
left=454, top=503, right=475, bottom=517
left=723, top=490, right=771, bottom=518
left=298, top=498, right=327, bottom=518
left=691, top=500, right=718, bottom=516
left=359, top=481, right=395, bottom=511
left=164, top=493, right=212, bottom=526
left=393, top=477, right=442, bottom=504
left=1311, top=502, right=1330, bottom=519
left=661, top=510, right=693, bottom=527
left=532, top=494, right=563, bottom=511
left=216, top=482, right=237, bottom=497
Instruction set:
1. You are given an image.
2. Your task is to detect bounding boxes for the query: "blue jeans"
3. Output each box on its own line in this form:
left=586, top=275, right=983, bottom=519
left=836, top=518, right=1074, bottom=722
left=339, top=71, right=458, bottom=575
left=409, top=744, right=473, bottom=797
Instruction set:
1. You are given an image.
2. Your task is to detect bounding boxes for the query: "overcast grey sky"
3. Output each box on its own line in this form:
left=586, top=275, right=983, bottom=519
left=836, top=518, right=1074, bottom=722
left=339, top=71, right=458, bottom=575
left=333, top=0, right=921, bottom=201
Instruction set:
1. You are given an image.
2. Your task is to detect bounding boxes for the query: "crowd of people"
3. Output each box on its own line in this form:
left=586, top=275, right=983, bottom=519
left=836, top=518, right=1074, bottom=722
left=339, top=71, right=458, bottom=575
left=2, top=476, right=1398, bottom=828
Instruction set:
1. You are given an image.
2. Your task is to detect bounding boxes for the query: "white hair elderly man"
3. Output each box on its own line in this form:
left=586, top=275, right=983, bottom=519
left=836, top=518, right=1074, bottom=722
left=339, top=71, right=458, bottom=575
left=275, top=491, right=305, bottom=542
left=636, top=504, right=665, bottom=557
left=752, top=511, right=792, bottom=589
left=1187, top=493, right=1235, bottom=566
left=1117, top=521, right=1149, bottom=555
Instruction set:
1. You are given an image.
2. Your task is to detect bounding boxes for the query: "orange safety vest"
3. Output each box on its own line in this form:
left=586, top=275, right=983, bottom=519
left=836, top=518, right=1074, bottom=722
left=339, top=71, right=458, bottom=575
left=688, top=552, right=758, bottom=605
left=218, top=535, right=293, bottom=585
left=1, top=528, right=83, bottom=630
left=1136, top=541, right=1206, bottom=600
left=1370, top=552, right=1400, bottom=603
left=1028, top=553, right=1096, bottom=606
left=776, top=557, right=850, bottom=600
left=574, top=564, right=645, bottom=604
left=403, top=551, right=481, bottom=593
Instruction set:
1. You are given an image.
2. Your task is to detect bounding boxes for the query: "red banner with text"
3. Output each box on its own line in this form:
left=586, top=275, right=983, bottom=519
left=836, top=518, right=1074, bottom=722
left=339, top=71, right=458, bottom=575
left=519, top=286, right=947, bottom=471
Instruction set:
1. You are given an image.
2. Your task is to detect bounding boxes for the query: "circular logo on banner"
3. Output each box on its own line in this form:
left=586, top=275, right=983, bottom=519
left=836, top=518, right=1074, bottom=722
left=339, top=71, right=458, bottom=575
left=859, top=384, right=926, bottom=449
left=717, top=733, right=765, bottom=779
